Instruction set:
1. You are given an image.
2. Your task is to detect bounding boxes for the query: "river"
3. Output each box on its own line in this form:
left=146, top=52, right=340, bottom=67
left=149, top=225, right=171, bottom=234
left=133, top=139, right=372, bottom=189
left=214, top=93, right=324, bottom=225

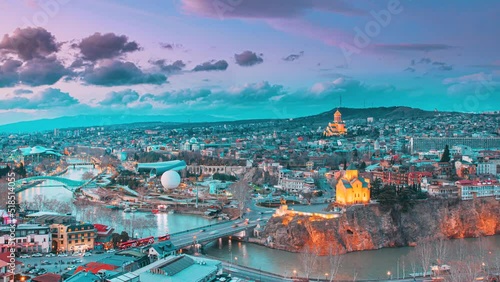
left=16, top=162, right=500, bottom=280
left=205, top=236, right=500, bottom=280
left=16, top=163, right=216, bottom=236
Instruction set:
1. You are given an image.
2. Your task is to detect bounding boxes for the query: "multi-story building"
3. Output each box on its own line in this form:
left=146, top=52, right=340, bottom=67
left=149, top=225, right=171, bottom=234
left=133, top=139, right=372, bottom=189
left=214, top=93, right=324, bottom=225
left=50, top=222, right=96, bottom=253
left=0, top=224, right=51, bottom=254
left=456, top=179, right=500, bottom=200
left=477, top=162, right=497, bottom=175
left=277, top=169, right=315, bottom=194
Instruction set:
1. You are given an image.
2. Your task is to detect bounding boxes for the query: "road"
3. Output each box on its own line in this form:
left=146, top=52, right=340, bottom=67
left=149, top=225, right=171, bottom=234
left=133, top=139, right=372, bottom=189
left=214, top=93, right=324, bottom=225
left=223, top=262, right=293, bottom=282
left=169, top=220, right=259, bottom=249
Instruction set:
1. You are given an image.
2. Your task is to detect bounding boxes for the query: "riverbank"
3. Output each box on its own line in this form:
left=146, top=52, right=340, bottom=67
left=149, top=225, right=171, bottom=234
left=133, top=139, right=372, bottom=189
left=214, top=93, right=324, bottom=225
left=262, top=197, right=500, bottom=255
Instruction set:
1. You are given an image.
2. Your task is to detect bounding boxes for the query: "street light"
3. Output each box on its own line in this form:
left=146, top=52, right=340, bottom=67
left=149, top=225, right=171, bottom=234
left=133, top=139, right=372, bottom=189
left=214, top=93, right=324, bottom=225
left=325, top=273, right=329, bottom=281
left=293, top=269, right=297, bottom=278
left=387, top=271, right=392, bottom=280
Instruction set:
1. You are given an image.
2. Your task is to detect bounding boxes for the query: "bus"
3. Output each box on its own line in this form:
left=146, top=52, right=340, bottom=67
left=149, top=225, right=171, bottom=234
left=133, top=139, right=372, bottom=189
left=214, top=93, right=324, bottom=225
left=118, top=236, right=155, bottom=250
left=158, top=234, right=171, bottom=241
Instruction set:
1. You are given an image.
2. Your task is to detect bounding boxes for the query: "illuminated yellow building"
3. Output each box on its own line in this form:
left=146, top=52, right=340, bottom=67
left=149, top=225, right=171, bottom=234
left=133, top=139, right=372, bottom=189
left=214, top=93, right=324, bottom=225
left=50, top=222, right=96, bottom=253
left=323, top=109, right=347, bottom=136
left=336, top=164, right=370, bottom=205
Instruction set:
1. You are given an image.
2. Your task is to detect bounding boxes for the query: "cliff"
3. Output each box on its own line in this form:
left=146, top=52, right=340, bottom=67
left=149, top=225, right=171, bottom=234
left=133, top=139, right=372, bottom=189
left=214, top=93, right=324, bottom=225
left=262, top=198, right=500, bottom=255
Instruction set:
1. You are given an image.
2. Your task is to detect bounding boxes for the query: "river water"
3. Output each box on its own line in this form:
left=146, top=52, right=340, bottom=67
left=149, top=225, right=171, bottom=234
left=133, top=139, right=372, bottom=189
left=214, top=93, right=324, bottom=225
left=205, top=236, right=500, bottom=280
left=16, top=163, right=216, bottom=236
left=17, top=163, right=500, bottom=280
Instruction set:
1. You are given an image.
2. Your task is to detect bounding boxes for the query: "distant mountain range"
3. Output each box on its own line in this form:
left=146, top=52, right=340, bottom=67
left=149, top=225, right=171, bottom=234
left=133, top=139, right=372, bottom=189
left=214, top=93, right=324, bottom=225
left=0, top=106, right=450, bottom=133
left=0, top=114, right=234, bottom=133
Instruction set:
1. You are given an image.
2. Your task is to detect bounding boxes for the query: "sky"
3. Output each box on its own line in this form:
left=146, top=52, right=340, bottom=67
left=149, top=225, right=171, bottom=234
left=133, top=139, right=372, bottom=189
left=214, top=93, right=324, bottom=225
left=0, top=0, right=499, bottom=125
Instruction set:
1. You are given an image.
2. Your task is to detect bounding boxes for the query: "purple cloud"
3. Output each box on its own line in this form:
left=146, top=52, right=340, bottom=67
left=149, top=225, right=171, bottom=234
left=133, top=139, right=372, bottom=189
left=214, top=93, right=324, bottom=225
left=82, top=60, right=167, bottom=86
left=0, top=27, right=59, bottom=60
left=283, top=51, right=304, bottom=62
left=77, top=32, right=141, bottom=61
left=235, top=51, right=263, bottom=67
left=0, top=59, right=22, bottom=87
left=192, top=60, right=228, bottom=72
left=150, top=59, right=186, bottom=73
left=18, top=56, right=72, bottom=86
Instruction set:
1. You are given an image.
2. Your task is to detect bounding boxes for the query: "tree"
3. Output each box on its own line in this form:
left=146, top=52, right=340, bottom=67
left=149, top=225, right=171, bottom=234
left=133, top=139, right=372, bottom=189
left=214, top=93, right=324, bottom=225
left=229, top=180, right=251, bottom=219
left=359, top=161, right=367, bottom=171
left=440, top=145, right=451, bottom=162
left=327, top=243, right=344, bottom=282
left=377, top=186, right=397, bottom=211
left=416, top=237, right=433, bottom=277
left=371, top=178, right=383, bottom=198
left=300, top=244, right=320, bottom=279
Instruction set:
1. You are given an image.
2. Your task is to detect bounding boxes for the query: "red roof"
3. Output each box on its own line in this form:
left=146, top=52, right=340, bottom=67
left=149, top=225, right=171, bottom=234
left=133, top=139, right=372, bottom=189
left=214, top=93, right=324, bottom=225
left=0, top=252, right=21, bottom=265
left=75, top=262, right=118, bottom=274
left=93, top=224, right=109, bottom=232
left=32, top=273, right=62, bottom=282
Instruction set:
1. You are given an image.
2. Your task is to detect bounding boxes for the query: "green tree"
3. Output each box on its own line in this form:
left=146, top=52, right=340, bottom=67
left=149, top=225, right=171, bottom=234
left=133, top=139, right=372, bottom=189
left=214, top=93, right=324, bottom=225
left=440, top=145, right=451, bottom=162
left=377, top=186, right=397, bottom=211
left=371, top=178, right=383, bottom=199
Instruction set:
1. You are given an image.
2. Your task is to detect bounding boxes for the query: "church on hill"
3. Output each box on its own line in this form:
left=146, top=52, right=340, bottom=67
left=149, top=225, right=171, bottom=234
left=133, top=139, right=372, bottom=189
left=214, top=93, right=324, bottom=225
left=336, top=164, right=371, bottom=205
left=323, top=109, right=347, bottom=137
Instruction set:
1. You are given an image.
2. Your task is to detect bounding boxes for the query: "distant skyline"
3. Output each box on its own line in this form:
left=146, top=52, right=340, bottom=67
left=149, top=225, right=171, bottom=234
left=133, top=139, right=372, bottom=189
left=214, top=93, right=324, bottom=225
left=1, top=0, right=499, bottom=125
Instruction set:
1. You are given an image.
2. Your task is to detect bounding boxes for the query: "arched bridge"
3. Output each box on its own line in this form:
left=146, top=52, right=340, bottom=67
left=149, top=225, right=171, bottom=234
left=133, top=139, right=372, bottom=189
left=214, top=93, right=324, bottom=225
left=14, top=176, right=92, bottom=193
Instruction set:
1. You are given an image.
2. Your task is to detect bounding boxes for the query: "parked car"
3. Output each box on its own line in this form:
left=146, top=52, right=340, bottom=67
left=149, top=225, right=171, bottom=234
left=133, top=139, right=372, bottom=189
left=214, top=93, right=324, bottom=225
left=31, top=253, right=43, bottom=257
left=106, top=249, right=115, bottom=253
left=57, top=253, right=68, bottom=257
left=19, top=254, right=30, bottom=259
left=66, top=265, right=76, bottom=270
left=45, top=253, right=56, bottom=257
left=83, top=253, right=92, bottom=257
left=94, top=250, right=104, bottom=254
left=36, top=268, right=47, bottom=275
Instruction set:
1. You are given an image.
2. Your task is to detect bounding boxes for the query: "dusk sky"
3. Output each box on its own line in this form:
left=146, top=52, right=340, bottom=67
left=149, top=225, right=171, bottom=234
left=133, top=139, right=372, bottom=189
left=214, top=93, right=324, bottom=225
left=1, top=0, right=499, bottom=125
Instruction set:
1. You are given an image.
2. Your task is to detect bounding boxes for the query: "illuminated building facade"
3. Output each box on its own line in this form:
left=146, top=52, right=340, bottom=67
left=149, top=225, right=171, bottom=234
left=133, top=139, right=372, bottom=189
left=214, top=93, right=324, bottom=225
left=336, top=164, right=370, bottom=205
left=323, top=110, right=347, bottom=136
left=50, top=223, right=96, bottom=253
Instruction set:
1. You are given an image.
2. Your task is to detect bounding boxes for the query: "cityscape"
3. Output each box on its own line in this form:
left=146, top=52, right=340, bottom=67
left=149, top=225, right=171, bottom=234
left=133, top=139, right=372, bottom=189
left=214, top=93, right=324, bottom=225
left=1, top=1, right=499, bottom=282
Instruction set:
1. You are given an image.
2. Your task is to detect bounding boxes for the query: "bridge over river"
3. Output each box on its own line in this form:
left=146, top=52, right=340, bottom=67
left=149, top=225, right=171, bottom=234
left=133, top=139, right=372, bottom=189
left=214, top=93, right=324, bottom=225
left=166, top=220, right=258, bottom=250
left=14, top=175, right=97, bottom=193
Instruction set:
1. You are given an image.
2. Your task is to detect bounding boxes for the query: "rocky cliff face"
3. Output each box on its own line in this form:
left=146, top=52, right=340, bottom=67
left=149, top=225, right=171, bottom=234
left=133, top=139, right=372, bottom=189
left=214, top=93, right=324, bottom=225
left=262, top=198, right=500, bottom=255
